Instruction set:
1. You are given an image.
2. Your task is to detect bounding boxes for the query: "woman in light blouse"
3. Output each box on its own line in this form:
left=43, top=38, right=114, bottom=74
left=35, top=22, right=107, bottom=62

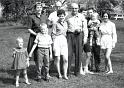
left=99, top=12, right=117, bottom=74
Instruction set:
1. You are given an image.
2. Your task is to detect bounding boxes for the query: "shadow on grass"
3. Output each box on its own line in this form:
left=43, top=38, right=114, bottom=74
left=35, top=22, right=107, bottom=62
left=0, top=77, right=14, bottom=85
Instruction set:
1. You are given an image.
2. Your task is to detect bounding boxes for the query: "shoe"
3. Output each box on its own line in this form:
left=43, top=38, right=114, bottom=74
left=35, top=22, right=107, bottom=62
left=63, top=76, right=68, bottom=80
left=85, top=70, right=94, bottom=74
left=15, top=83, right=19, bottom=87
left=36, top=78, right=42, bottom=82
left=25, top=81, right=31, bottom=85
left=79, top=71, right=85, bottom=75
left=44, top=77, right=50, bottom=82
left=106, top=71, right=113, bottom=74
left=58, top=75, right=62, bottom=79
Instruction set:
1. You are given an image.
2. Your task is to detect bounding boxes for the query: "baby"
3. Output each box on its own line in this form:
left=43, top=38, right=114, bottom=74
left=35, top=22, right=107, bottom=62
left=88, top=13, right=101, bottom=46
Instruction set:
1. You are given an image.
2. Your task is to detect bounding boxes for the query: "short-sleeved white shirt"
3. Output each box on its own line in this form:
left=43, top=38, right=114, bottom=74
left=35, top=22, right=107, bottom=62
left=34, top=33, right=52, bottom=48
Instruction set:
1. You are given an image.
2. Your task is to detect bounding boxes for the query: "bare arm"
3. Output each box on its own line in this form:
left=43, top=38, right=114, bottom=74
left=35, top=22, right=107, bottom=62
left=29, top=43, right=37, bottom=57
left=28, top=29, right=37, bottom=36
left=49, top=45, right=53, bottom=60
left=83, top=19, right=88, bottom=44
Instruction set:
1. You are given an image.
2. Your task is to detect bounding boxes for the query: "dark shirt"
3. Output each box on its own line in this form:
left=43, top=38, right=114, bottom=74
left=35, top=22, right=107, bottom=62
left=27, top=14, right=48, bottom=33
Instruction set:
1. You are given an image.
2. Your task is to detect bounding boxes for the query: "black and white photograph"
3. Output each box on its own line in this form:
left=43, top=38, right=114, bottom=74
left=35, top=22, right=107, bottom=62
left=0, top=0, right=123, bottom=88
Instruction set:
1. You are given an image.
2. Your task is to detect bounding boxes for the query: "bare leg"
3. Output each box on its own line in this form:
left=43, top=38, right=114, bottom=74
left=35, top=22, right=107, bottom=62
left=79, top=62, right=85, bottom=75
left=105, top=48, right=113, bottom=74
left=16, top=76, right=19, bottom=87
left=62, top=55, right=68, bottom=79
left=23, top=69, right=31, bottom=84
left=54, top=56, right=62, bottom=78
left=84, top=52, right=94, bottom=74
left=15, top=70, right=20, bottom=87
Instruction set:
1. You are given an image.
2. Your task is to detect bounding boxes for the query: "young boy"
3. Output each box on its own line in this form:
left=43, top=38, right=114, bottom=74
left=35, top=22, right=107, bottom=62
left=29, top=23, right=52, bottom=81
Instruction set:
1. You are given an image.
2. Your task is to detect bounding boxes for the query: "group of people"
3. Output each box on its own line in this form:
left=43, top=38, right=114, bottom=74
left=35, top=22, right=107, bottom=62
left=11, top=1, right=117, bottom=87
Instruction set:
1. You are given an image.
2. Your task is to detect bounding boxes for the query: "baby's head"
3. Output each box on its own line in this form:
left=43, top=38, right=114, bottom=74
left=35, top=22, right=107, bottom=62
left=39, top=23, right=48, bottom=34
left=16, top=37, right=24, bottom=48
left=91, top=13, right=98, bottom=20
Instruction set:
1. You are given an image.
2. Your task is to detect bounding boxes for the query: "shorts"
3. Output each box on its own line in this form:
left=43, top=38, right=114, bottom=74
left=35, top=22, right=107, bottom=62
left=83, top=43, right=92, bottom=52
left=53, top=35, right=68, bottom=58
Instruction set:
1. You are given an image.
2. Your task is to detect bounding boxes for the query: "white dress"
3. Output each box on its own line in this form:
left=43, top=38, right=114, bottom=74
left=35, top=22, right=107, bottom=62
left=99, top=20, right=117, bottom=49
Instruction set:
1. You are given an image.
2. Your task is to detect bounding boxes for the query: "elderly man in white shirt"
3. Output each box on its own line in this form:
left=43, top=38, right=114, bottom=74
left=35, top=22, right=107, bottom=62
left=66, top=3, right=88, bottom=76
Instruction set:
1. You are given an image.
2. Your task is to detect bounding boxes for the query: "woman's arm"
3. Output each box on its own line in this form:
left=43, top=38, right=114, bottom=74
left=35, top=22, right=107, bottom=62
left=28, top=29, right=37, bottom=36
left=112, top=23, right=117, bottom=48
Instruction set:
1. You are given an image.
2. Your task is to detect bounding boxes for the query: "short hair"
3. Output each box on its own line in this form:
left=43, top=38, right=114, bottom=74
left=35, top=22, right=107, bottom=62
left=87, top=7, right=96, bottom=12
left=92, top=12, right=99, bottom=19
left=55, top=1, right=62, bottom=7
left=79, top=7, right=86, bottom=12
left=102, top=12, right=111, bottom=19
left=40, top=23, right=47, bottom=28
left=57, top=9, right=66, bottom=16
left=34, top=2, right=42, bottom=9
left=71, top=3, right=79, bottom=8
left=16, top=37, right=23, bottom=43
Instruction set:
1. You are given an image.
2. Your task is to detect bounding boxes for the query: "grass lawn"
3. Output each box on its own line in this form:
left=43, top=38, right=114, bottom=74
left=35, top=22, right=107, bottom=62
left=0, top=20, right=124, bottom=88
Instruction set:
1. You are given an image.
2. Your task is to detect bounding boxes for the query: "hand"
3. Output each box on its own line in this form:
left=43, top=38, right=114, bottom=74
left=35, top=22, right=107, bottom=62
left=29, top=53, right=32, bottom=58
left=112, top=43, right=115, bottom=48
left=50, top=54, right=53, bottom=61
left=26, top=60, right=30, bottom=67
left=83, top=38, right=87, bottom=44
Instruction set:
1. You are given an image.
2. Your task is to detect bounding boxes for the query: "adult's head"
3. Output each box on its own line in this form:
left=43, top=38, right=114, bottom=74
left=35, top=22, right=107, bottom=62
left=79, top=7, right=87, bottom=17
left=102, top=12, right=110, bottom=22
left=34, top=2, right=43, bottom=15
left=70, top=3, right=79, bottom=15
left=55, top=1, right=62, bottom=11
left=87, top=7, right=95, bottom=18
left=57, top=9, right=66, bottom=22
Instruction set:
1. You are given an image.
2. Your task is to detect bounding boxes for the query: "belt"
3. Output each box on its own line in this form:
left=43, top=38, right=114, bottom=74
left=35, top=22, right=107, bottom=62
left=38, top=47, right=49, bottom=49
left=67, top=31, right=82, bottom=35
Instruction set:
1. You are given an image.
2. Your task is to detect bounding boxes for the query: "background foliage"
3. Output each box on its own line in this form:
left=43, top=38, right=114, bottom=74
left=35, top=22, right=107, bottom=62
left=0, top=0, right=123, bottom=23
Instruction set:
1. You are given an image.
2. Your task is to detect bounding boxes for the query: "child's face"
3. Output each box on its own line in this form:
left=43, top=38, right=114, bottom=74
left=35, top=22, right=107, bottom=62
left=58, top=14, right=65, bottom=22
left=40, top=25, right=47, bottom=34
left=17, top=39, right=23, bottom=48
left=92, top=14, right=97, bottom=20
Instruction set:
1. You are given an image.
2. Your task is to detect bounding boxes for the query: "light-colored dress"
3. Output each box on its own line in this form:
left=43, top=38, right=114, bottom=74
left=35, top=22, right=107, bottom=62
left=99, top=20, right=117, bottom=49
left=12, top=48, right=28, bottom=70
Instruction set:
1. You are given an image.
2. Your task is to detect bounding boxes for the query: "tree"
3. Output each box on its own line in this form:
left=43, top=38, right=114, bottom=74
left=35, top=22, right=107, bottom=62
left=97, top=0, right=113, bottom=16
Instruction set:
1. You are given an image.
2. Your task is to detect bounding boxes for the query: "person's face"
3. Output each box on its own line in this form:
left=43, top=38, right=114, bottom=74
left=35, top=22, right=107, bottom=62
left=17, top=39, right=23, bottom=48
left=40, top=25, right=47, bottom=34
left=82, top=11, right=87, bottom=17
left=36, top=5, right=42, bottom=14
left=103, top=13, right=109, bottom=22
left=88, top=9, right=94, bottom=17
left=92, top=14, right=97, bottom=20
left=58, top=14, right=65, bottom=22
left=71, top=4, right=79, bottom=15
